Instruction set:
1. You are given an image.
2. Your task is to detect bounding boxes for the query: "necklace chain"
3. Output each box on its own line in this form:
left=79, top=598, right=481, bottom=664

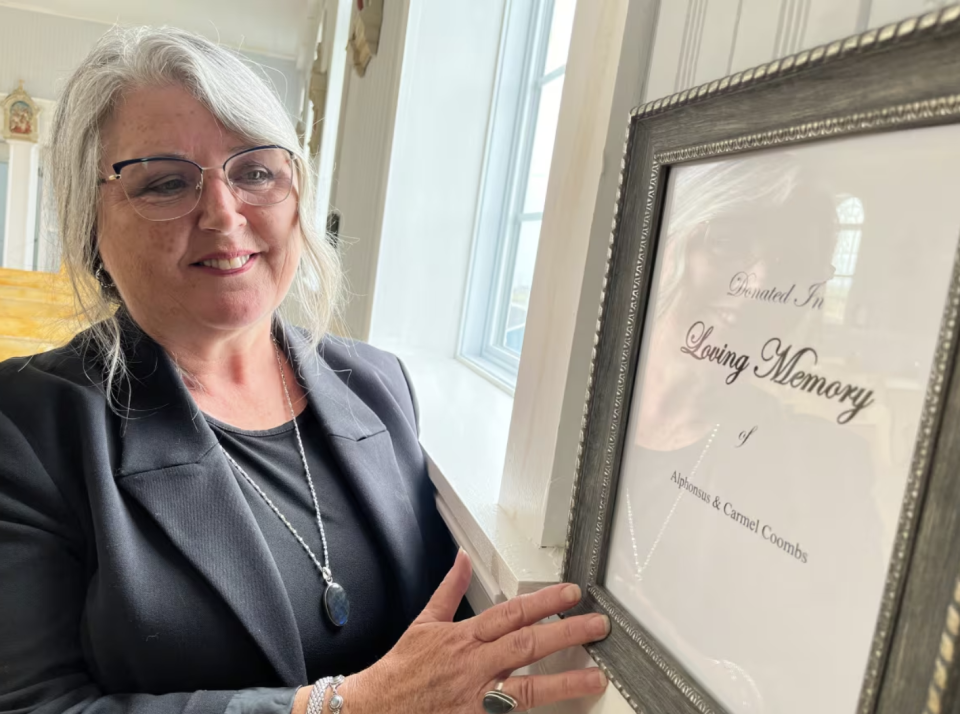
left=218, top=338, right=333, bottom=585
left=631, top=424, right=718, bottom=580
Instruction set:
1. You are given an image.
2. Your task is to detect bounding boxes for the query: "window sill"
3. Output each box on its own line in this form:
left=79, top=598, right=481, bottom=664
left=388, top=347, right=563, bottom=610
left=457, top=352, right=518, bottom=397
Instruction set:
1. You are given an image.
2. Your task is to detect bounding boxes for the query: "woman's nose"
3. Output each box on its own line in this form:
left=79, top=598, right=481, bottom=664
left=196, top=171, right=246, bottom=234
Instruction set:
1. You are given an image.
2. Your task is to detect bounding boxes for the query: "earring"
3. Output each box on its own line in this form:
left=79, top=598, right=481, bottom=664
left=94, top=263, right=110, bottom=289
left=93, top=258, right=119, bottom=301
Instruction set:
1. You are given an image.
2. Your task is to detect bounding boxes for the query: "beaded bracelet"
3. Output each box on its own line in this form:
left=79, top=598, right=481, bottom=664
left=305, top=677, right=332, bottom=714
left=306, top=675, right=345, bottom=714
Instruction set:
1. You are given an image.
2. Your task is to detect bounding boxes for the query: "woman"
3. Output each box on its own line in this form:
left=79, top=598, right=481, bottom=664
left=0, top=26, right=609, bottom=714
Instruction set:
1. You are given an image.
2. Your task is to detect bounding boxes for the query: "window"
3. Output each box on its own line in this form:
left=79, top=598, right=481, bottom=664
left=824, top=195, right=864, bottom=324
left=459, top=0, right=576, bottom=388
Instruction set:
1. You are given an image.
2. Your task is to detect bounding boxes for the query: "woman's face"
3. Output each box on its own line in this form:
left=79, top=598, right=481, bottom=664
left=97, top=84, right=301, bottom=340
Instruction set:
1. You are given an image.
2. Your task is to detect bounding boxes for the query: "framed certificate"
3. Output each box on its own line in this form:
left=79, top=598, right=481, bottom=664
left=562, top=7, right=960, bottom=714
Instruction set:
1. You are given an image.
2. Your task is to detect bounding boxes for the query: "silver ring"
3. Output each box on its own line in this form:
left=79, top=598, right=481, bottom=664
left=482, top=681, right=518, bottom=714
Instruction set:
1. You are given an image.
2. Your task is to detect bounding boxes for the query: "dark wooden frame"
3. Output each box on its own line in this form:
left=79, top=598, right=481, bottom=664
left=561, top=7, right=960, bottom=714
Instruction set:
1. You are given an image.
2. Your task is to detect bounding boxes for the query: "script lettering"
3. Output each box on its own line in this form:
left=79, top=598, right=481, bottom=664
left=679, top=323, right=876, bottom=425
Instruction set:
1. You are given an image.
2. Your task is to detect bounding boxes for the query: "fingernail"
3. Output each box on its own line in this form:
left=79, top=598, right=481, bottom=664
left=591, top=614, right=610, bottom=637
left=592, top=668, right=607, bottom=688
left=561, top=584, right=581, bottom=604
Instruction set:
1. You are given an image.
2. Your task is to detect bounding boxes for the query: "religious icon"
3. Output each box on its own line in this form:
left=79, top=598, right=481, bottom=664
left=10, top=101, right=33, bottom=135
left=3, top=81, right=41, bottom=143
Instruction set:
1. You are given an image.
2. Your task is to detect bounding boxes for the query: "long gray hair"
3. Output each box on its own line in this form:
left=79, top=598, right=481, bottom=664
left=49, top=25, right=342, bottom=407
left=654, top=155, right=803, bottom=320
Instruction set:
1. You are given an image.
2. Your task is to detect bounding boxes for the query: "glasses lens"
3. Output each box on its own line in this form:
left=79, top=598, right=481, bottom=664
left=225, top=148, right=294, bottom=206
left=118, top=160, right=202, bottom=220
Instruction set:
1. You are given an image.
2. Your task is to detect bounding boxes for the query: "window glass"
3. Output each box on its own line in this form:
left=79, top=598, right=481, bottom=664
left=501, top=219, right=542, bottom=353
left=459, top=0, right=577, bottom=387
left=523, top=75, right=565, bottom=213
left=544, top=0, right=576, bottom=75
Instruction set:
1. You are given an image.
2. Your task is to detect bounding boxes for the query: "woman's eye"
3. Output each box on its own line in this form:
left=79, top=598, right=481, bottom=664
left=236, top=168, right=272, bottom=183
left=142, top=177, right=188, bottom=195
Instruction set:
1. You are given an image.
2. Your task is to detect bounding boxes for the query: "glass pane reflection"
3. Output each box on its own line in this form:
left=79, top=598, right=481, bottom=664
left=603, top=124, right=960, bottom=714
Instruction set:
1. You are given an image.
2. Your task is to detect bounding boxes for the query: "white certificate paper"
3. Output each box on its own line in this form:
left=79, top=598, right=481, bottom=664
left=604, top=123, right=960, bottom=714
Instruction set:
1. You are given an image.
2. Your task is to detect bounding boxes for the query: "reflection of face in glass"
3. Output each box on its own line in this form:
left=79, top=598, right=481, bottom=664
left=632, top=155, right=841, bottom=448
left=655, top=156, right=837, bottom=338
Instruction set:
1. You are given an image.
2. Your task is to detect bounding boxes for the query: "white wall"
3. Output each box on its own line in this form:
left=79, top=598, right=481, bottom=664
left=366, top=0, right=507, bottom=353
left=0, top=6, right=106, bottom=101
left=643, top=0, right=954, bottom=102
left=0, top=0, right=313, bottom=60
left=328, top=0, right=411, bottom=339
left=0, top=5, right=302, bottom=121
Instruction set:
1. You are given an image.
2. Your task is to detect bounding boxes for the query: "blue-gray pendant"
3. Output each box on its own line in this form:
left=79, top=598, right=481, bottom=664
left=323, top=582, right=350, bottom=627
left=482, top=691, right=517, bottom=714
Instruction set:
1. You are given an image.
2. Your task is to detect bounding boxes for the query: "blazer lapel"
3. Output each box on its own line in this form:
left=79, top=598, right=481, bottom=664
left=284, top=328, right=428, bottom=623
left=112, top=321, right=307, bottom=685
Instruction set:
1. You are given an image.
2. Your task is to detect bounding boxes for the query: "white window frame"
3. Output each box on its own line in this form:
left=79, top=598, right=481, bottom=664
left=459, top=0, right=565, bottom=389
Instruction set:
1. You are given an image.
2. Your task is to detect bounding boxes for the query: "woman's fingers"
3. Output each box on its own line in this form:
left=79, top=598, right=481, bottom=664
left=414, top=549, right=473, bottom=624
left=484, top=613, right=610, bottom=671
left=493, top=668, right=608, bottom=711
left=471, top=583, right=582, bottom=643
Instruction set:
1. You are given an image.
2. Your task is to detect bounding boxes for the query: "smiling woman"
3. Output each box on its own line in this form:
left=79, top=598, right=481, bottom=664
left=93, top=87, right=306, bottom=388
left=46, top=30, right=340, bottom=406
left=0, top=24, right=609, bottom=714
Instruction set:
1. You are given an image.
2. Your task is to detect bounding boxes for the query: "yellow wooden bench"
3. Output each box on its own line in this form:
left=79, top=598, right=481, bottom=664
left=0, top=267, right=79, bottom=362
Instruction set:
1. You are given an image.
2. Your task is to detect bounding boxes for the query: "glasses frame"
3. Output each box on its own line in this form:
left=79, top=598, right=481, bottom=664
left=98, top=144, right=296, bottom=222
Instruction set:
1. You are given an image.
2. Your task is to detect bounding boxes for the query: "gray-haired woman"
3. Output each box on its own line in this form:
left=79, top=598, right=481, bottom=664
left=0, top=26, right=608, bottom=714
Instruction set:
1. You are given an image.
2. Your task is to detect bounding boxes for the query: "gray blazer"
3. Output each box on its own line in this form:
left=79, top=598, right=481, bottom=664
left=0, top=316, right=459, bottom=714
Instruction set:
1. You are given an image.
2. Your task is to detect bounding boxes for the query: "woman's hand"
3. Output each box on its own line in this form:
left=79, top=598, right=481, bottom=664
left=339, top=550, right=609, bottom=714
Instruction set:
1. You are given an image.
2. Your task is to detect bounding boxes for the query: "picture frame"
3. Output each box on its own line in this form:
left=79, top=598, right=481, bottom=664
left=2, top=81, right=40, bottom=143
left=349, top=0, right=383, bottom=77
left=562, top=6, right=960, bottom=714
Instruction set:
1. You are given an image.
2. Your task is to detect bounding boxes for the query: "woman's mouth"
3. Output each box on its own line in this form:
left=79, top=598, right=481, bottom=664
left=192, top=252, right=259, bottom=274
left=200, top=255, right=251, bottom=270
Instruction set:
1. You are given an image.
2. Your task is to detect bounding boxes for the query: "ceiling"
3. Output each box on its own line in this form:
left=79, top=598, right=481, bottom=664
left=0, top=0, right=320, bottom=60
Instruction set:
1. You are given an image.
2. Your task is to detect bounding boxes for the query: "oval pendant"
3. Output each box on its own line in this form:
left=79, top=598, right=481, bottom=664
left=323, top=582, right=350, bottom=627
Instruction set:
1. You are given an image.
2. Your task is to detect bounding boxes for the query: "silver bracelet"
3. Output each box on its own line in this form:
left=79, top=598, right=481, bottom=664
left=306, top=677, right=336, bottom=714
left=327, top=676, right=345, bottom=714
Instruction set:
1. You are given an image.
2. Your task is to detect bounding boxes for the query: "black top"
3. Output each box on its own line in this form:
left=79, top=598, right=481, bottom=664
left=208, top=409, right=398, bottom=678
left=0, top=317, right=462, bottom=714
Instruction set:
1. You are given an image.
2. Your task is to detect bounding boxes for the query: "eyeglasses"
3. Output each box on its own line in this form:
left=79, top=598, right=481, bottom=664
left=99, top=145, right=296, bottom=222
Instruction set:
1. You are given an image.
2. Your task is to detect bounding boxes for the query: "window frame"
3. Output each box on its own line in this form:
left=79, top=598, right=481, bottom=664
left=824, top=194, right=864, bottom=324
left=459, top=0, right=565, bottom=389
